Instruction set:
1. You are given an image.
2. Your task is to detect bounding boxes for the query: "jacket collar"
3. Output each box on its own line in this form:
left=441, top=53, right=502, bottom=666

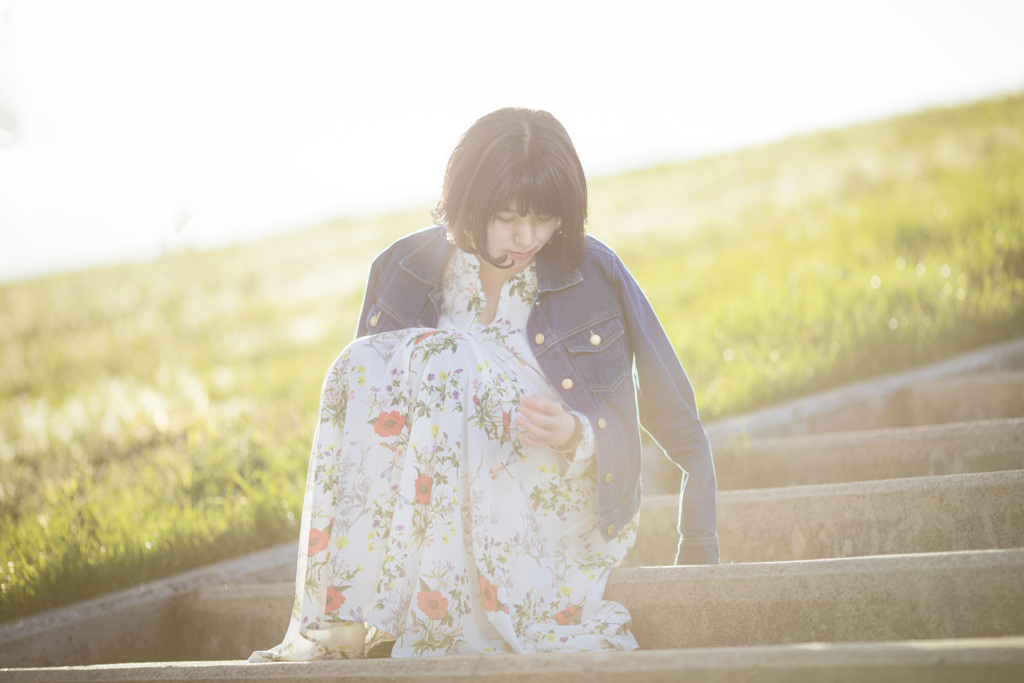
left=399, top=225, right=583, bottom=293
left=535, top=238, right=583, bottom=293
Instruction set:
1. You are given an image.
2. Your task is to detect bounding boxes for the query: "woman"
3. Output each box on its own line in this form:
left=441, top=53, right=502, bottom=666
left=250, top=107, right=718, bottom=661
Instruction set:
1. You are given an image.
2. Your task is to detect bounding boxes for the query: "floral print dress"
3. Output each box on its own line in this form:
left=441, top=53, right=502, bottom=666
left=250, top=249, right=639, bottom=660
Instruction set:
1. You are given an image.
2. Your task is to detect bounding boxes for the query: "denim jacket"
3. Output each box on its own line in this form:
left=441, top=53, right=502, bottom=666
left=356, top=226, right=719, bottom=565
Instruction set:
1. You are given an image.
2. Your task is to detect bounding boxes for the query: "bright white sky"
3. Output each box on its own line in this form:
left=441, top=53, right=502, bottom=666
left=1, top=0, right=1023, bottom=282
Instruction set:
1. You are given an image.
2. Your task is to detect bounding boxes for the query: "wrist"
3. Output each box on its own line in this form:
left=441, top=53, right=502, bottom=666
left=551, top=411, right=582, bottom=453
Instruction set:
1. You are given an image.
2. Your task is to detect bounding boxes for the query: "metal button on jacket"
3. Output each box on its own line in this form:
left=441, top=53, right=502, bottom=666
left=561, top=378, right=573, bottom=390
left=590, top=333, right=601, bottom=346
left=534, top=333, right=545, bottom=345
left=597, top=418, right=607, bottom=429
left=369, top=313, right=380, bottom=328
left=604, top=472, right=614, bottom=484
left=606, top=524, right=616, bottom=536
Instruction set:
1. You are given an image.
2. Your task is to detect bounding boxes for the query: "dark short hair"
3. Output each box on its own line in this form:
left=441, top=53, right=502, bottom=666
left=432, top=107, right=588, bottom=269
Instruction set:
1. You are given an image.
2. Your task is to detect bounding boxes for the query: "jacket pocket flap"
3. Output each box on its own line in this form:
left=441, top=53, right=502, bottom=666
left=563, top=316, right=626, bottom=354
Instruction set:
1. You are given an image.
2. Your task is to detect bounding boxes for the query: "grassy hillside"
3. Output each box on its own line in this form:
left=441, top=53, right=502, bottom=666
left=2, top=92, right=1023, bottom=620
left=589, top=93, right=1024, bottom=415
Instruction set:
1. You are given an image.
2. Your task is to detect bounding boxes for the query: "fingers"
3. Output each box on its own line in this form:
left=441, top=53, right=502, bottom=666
left=519, top=394, right=562, bottom=416
left=513, top=394, right=570, bottom=449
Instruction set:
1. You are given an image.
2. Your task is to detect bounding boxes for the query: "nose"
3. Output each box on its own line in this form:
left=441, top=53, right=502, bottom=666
left=513, top=217, right=535, bottom=246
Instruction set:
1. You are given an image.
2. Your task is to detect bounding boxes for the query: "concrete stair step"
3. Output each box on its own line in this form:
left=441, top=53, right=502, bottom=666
left=3, top=637, right=1024, bottom=682
left=182, top=548, right=1024, bottom=660
left=625, top=469, right=1024, bottom=566
left=704, top=339, right=1024, bottom=441
left=762, top=368, right=1024, bottom=435
left=0, top=543, right=299, bottom=669
left=713, top=417, right=1024, bottom=490
left=900, top=370, right=1024, bottom=426
left=609, top=549, right=1024, bottom=650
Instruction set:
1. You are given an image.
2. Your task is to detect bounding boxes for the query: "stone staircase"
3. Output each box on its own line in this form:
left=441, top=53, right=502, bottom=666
left=3, top=338, right=1024, bottom=681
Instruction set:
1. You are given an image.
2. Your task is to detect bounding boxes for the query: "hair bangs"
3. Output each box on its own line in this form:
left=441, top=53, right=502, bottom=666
left=507, top=160, right=565, bottom=219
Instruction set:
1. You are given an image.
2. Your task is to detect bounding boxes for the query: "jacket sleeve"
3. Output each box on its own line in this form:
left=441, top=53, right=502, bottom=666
left=614, top=257, right=720, bottom=565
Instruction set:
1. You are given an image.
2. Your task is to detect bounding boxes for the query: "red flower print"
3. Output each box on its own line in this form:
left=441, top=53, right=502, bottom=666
left=502, top=410, right=511, bottom=436
left=414, top=330, right=439, bottom=345
left=307, top=527, right=330, bottom=555
left=479, top=576, right=500, bottom=612
left=417, top=590, right=448, bottom=620
left=374, top=410, right=406, bottom=437
left=325, top=586, right=346, bottom=613
left=553, top=604, right=580, bottom=626
left=414, top=474, right=433, bottom=504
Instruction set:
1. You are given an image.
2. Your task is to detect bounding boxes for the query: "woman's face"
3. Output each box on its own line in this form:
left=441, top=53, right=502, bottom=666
left=485, top=206, right=559, bottom=268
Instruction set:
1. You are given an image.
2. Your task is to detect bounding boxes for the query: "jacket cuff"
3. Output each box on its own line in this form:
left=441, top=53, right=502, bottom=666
left=676, top=534, right=720, bottom=565
left=560, top=412, right=596, bottom=480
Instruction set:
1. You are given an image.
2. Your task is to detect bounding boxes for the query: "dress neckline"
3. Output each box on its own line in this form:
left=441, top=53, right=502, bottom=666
left=452, top=249, right=536, bottom=327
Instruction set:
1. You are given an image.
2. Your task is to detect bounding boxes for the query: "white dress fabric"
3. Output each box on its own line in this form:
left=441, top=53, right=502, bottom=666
left=250, top=249, right=639, bottom=660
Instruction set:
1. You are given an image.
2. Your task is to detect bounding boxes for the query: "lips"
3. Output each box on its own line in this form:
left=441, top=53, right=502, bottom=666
left=509, top=250, right=533, bottom=261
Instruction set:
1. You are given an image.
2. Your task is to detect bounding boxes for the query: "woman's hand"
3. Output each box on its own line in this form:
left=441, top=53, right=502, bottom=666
left=514, top=394, right=576, bottom=450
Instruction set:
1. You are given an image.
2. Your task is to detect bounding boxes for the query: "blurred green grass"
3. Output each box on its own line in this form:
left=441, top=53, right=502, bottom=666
left=2, top=93, right=1023, bottom=621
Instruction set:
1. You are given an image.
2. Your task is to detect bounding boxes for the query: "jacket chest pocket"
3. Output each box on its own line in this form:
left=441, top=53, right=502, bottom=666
left=563, top=316, right=629, bottom=392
